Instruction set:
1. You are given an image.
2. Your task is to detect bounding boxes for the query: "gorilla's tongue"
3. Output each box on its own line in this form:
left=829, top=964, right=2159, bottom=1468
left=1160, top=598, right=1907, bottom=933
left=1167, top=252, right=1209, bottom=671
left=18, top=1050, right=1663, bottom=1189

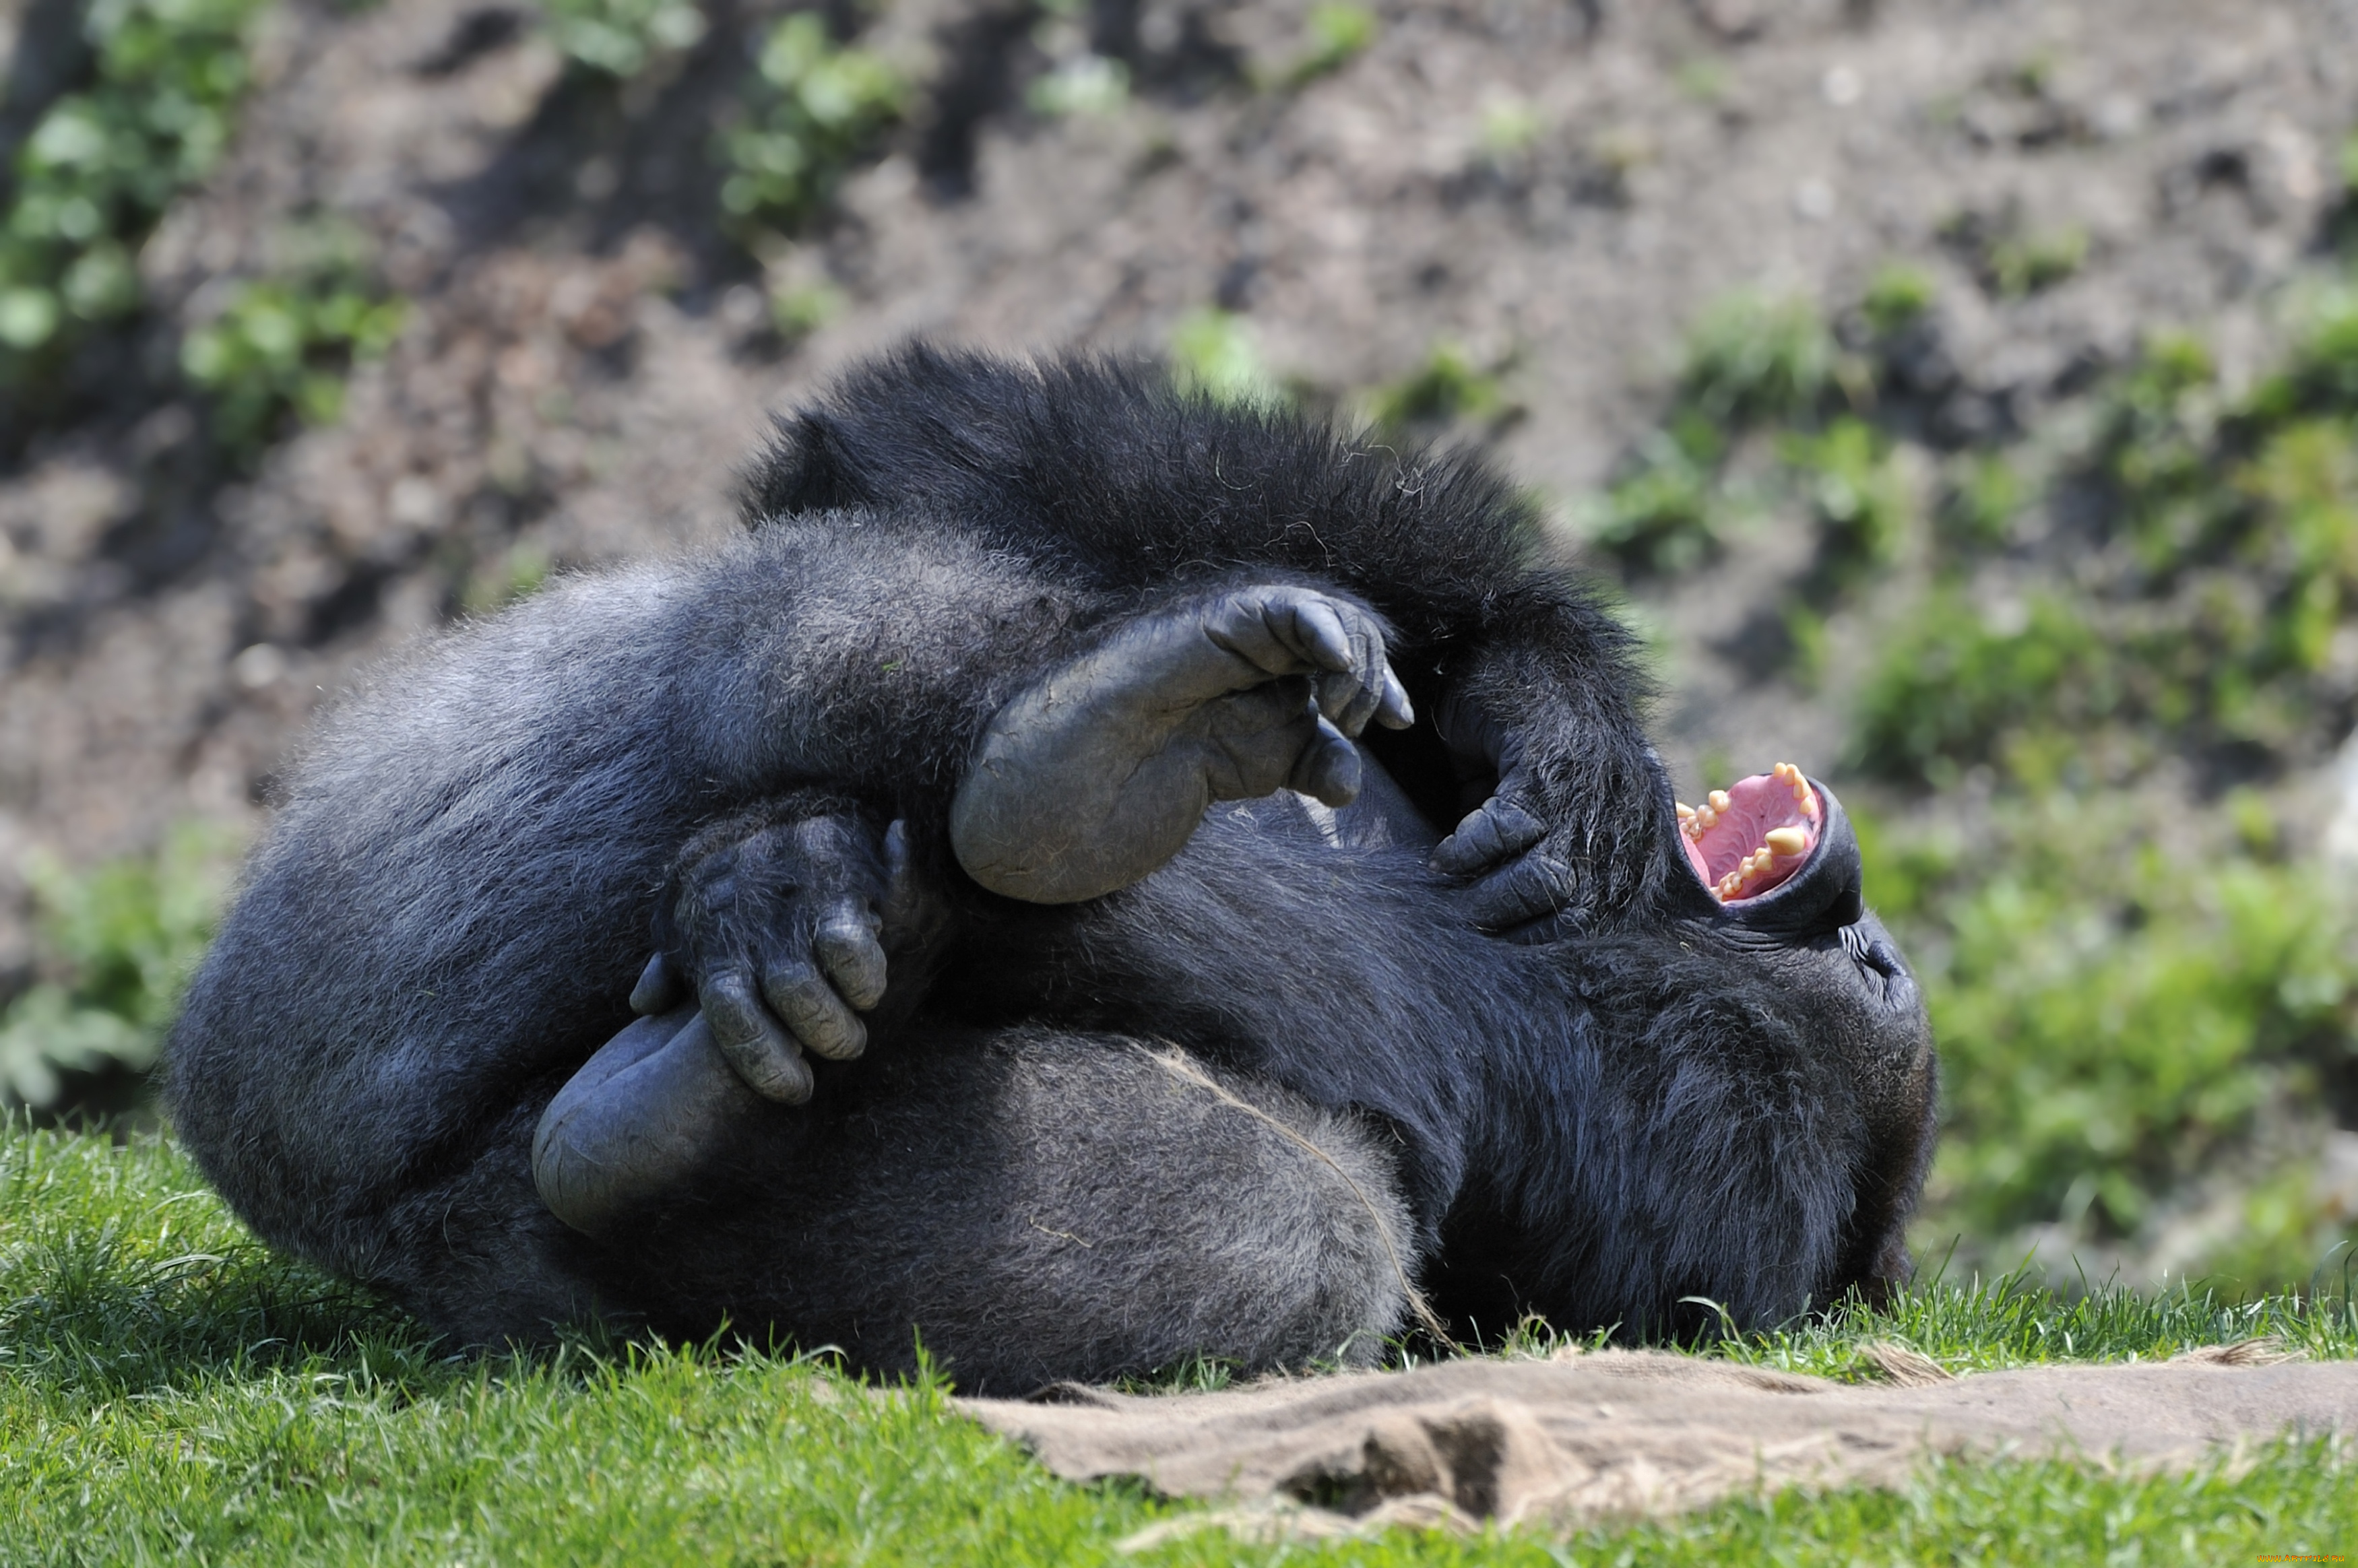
left=1678, top=764, right=1822, bottom=904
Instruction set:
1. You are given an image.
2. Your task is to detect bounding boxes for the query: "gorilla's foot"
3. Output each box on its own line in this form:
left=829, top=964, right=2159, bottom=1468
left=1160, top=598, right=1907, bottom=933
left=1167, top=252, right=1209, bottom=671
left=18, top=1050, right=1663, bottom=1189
left=532, top=1008, right=771, bottom=1240
left=951, top=585, right=1412, bottom=903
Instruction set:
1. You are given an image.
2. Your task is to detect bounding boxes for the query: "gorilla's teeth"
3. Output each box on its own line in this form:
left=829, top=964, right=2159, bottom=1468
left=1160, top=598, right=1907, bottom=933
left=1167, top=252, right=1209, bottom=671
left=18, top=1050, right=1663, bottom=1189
left=1764, top=826, right=1808, bottom=857
left=1708, top=789, right=1733, bottom=812
left=1772, top=760, right=1818, bottom=816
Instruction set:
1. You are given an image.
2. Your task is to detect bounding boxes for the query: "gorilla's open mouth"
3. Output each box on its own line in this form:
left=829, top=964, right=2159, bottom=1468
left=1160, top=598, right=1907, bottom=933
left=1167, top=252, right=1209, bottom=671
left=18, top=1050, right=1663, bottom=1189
left=1678, top=763, right=1822, bottom=904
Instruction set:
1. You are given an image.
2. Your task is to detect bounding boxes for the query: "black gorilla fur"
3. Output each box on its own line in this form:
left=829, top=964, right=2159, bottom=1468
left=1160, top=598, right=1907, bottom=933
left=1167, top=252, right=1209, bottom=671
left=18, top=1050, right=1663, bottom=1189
left=166, top=348, right=1937, bottom=1391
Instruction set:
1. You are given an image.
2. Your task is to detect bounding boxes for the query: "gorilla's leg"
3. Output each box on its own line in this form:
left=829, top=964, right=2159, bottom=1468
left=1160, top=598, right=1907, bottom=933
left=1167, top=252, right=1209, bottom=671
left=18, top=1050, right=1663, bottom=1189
left=950, top=583, right=1413, bottom=903
left=614, top=1028, right=1417, bottom=1391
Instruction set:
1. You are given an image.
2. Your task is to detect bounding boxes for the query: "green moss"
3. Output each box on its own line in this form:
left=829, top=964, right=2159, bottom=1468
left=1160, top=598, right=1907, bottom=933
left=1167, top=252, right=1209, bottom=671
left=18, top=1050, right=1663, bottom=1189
left=1858, top=317, right=2358, bottom=788
left=1672, top=57, right=1731, bottom=104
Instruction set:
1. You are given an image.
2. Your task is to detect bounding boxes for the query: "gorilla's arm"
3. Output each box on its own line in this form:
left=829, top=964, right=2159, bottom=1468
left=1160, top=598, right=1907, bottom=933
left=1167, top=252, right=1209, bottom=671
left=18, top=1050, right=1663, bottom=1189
left=1419, top=579, right=1673, bottom=935
left=164, top=521, right=1098, bottom=1321
left=744, top=348, right=1676, bottom=932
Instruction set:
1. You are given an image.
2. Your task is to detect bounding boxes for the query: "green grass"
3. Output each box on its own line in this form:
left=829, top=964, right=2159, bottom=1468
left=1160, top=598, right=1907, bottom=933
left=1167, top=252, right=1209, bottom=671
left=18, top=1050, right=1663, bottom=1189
left=3, top=1124, right=2353, bottom=1563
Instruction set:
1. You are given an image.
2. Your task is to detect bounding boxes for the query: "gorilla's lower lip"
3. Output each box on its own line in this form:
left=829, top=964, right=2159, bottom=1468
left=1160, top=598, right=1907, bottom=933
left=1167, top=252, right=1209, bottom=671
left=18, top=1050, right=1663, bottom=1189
left=1678, top=764, right=1822, bottom=903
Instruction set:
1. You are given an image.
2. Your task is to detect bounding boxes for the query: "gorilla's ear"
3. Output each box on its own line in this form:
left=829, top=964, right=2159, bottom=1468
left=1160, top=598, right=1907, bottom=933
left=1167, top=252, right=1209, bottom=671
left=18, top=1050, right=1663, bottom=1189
left=740, top=410, right=864, bottom=525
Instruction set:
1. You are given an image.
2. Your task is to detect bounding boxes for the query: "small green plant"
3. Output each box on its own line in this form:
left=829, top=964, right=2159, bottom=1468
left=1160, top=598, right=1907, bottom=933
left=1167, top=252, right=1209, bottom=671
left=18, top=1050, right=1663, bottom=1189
left=1849, top=591, right=2107, bottom=787
left=542, top=0, right=707, bottom=79
left=1858, top=799, right=2358, bottom=1283
left=768, top=277, right=845, bottom=339
left=1167, top=307, right=1282, bottom=408
left=2240, top=284, right=2358, bottom=427
left=1781, top=416, right=1909, bottom=582
left=1675, top=290, right=1842, bottom=426
left=1361, top=342, right=1512, bottom=434
left=0, top=0, right=267, bottom=394
left=1940, top=452, right=2023, bottom=553
left=1265, top=2, right=1378, bottom=89
left=1582, top=418, right=1726, bottom=576
left=1985, top=226, right=2088, bottom=297
left=1860, top=262, right=1937, bottom=338
left=1477, top=95, right=1544, bottom=159
left=1027, top=53, right=1130, bottom=118
left=460, top=542, right=554, bottom=616
left=1673, top=57, right=1731, bottom=104
left=179, top=228, right=408, bottom=457
left=715, top=13, right=907, bottom=239
left=0, top=824, right=241, bottom=1108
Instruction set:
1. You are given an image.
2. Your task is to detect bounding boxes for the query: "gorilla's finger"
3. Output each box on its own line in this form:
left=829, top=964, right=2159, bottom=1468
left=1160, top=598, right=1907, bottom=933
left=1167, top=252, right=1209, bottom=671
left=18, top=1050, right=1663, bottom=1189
left=1432, top=795, right=1548, bottom=876
left=761, top=959, right=869, bottom=1061
left=1375, top=666, right=1415, bottom=729
left=629, top=951, right=682, bottom=1016
left=1287, top=715, right=1363, bottom=806
left=813, top=904, right=888, bottom=1012
left=1288, top=597, right=1358, bottom=676
left=1202, top=592, right=1300, bottom=678
left=703, top=969, right=814, bottom=1103
left=1463, top=849, right=1579, bottom=931
left=1314, top=669, right=1383, bottom=738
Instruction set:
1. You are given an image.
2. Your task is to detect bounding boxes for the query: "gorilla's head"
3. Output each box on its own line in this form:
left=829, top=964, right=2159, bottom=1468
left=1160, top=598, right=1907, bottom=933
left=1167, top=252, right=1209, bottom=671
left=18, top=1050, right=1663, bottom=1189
left=1575, top=760, right=1939, bottom=1305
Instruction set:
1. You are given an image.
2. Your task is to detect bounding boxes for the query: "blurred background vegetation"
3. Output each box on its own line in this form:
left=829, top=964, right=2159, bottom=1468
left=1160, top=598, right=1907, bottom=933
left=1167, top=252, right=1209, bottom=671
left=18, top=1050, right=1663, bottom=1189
left=1, top=0, right=2354, bottom=1304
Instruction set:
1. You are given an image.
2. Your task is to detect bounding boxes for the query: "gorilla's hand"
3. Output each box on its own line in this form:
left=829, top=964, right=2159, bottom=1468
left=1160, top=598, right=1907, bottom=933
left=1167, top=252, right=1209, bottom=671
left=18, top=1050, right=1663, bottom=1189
left=630, top=802, right=901, bottom=1105
left=1430, top=740, right=1573, bottom=936
left=951, top=584, right=1412, bottom=904
left=1428, top=682, right=1655, bottom=938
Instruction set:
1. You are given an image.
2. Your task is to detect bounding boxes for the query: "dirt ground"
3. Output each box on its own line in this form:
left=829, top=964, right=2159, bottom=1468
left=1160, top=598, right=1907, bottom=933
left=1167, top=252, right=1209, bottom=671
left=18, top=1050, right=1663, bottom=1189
left=3, top=0, right=2354, bottom=983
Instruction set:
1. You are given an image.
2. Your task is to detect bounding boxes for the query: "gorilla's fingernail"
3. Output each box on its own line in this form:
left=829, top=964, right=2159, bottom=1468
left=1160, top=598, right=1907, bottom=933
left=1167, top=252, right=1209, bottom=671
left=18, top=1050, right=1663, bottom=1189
left=1378, top=670, right=1415, bottom=729
left=629, top=952, right=677, bottom=1015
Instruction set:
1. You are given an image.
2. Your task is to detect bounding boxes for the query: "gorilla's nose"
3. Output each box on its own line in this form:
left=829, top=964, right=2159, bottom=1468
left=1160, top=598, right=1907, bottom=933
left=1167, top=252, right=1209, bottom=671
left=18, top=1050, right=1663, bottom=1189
left=1715, top=778, right=1865, bottom=938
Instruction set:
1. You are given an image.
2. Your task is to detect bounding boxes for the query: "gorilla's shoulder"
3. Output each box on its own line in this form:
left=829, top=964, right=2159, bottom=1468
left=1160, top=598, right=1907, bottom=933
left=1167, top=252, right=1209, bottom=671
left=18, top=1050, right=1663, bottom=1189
left=740, top=343, right=1548, bottom=609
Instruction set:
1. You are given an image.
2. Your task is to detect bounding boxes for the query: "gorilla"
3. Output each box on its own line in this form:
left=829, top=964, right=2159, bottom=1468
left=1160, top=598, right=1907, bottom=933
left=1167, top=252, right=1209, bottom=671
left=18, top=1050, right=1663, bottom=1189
left=166, top=348, right=1936, bottom=1392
